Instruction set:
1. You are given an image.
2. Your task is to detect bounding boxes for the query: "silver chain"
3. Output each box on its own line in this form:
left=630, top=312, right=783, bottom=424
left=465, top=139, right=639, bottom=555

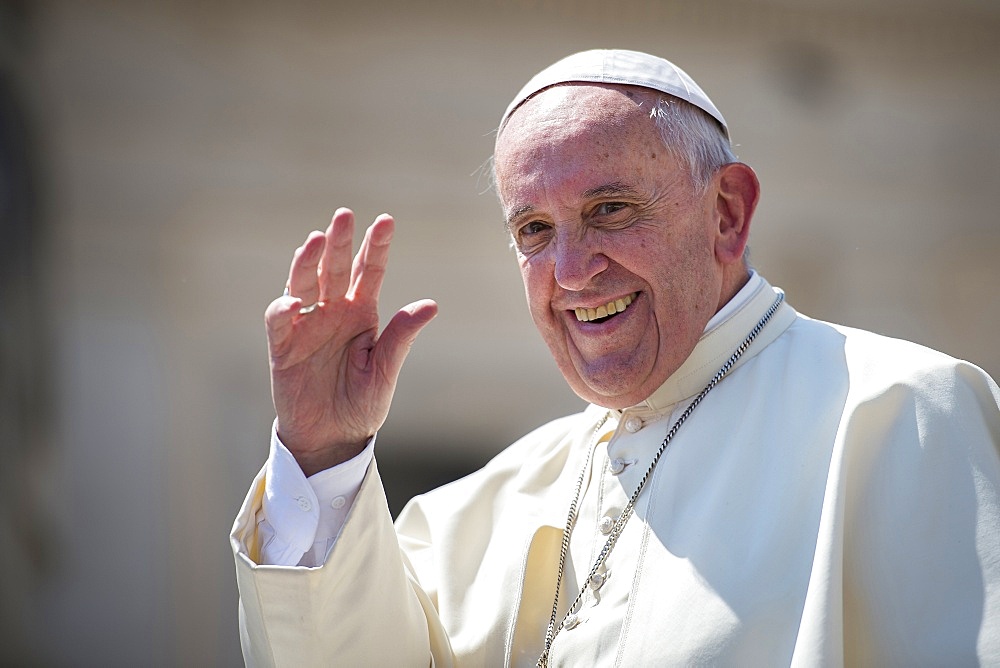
left=537, top=292, right=784, bottom=667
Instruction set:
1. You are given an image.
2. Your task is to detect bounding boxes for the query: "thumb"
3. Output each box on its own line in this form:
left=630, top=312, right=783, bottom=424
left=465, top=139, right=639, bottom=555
left=373, top=299, right=439, bottom=383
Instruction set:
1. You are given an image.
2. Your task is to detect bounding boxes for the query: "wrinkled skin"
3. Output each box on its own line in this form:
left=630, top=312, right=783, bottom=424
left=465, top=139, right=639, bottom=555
left=493, top=84, right=758, bottom=408
left=268, top=83, right=757, bottom=474
left=266, top=208, right=437, bottom=475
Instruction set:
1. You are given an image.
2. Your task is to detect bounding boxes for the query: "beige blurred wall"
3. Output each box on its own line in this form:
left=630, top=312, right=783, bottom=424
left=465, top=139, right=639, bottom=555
left=2, top=0, right=998, bottom=664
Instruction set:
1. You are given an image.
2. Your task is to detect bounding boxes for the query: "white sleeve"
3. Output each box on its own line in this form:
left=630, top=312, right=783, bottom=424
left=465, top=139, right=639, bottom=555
left=256, top=422, right=375, bottom=567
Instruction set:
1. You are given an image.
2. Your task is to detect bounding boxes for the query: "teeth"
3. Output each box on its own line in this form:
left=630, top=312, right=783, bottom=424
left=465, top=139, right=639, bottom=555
left=575, top=293, right=636, bottom=322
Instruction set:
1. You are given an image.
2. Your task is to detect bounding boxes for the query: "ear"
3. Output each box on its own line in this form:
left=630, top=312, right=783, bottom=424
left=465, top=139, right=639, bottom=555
left=713, top=162, right=760, bottom=265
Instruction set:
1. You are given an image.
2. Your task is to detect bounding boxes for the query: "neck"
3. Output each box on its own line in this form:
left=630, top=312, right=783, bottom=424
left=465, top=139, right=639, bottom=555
left=716, top=265, right=751, bottom=314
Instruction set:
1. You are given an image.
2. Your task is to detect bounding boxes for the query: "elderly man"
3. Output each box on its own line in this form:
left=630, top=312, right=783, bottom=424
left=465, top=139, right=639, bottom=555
left=231, top=50, right=1000, bottom=666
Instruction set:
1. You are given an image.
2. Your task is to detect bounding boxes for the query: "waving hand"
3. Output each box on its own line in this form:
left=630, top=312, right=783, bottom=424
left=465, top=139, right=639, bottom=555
left=265, top=208, right=438, bottom=476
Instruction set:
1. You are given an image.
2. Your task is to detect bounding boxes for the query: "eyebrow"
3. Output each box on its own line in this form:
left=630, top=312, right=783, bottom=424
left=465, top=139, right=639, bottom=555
left=505, top=204, right=535, bottom=228
left=505, top=181, right=640, bottom=229
left=582, top=182, right=640, bottom=200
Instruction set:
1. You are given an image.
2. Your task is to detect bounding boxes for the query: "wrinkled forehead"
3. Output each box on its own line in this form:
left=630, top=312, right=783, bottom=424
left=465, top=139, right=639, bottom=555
left=492, top=85, right=686, bottom=210
left=497, top=48, right=727, bottom=140
left=497, top=83, right=654, bottom=143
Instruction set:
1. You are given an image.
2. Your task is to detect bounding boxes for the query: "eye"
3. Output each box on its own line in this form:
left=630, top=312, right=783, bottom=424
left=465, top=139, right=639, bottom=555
left=521, top=221, right=550, bottom=236
left=512, top=220, right=552, bottom=254
left=594, top=201, right=628, bottom=216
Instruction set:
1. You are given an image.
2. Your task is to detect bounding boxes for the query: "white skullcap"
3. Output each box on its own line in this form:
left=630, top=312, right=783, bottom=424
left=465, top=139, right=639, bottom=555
left=499, top=48, right=728, bottom=138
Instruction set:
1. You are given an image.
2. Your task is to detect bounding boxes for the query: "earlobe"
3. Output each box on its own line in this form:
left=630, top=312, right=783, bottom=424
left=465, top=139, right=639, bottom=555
left=714, top=162, right=760, bottom=264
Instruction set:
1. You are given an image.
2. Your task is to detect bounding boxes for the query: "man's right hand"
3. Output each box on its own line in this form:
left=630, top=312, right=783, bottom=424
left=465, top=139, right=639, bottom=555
left=265, top=208, right=438, bottom=476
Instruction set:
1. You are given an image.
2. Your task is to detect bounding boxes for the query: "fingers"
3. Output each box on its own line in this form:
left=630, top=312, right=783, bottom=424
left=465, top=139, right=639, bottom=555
left=287, top=210, right=394, bottom=308
left=286, top=231, right=326, bottom=306
left=318, top=208, right=355, bottom=302
left=348, top=214, right=394, bottom=304
left=264, top=294, right=306, bottom=354
left=370, top=299, right=439, bottom=377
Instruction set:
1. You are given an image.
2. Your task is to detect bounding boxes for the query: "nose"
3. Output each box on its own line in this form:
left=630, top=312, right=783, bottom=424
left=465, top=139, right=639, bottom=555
left=552, top=231, right=609, bottom=291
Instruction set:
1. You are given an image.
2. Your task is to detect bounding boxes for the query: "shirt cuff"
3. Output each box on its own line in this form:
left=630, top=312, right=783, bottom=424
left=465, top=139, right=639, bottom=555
left=259, top=421, right=375, bottom=566
left=307, top=434, right=375, bottom=545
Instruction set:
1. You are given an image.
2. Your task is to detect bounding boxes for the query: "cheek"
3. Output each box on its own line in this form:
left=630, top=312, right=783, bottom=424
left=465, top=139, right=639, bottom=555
left=518, top=260, right=541, bottom=307
left=518, top=255, right=541, bottom=290
left=519, top=260, right=557, bottom=320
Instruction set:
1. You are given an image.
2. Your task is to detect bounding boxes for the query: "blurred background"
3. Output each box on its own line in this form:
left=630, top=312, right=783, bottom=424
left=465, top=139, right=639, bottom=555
left=1, top=0, right=997, bottom=664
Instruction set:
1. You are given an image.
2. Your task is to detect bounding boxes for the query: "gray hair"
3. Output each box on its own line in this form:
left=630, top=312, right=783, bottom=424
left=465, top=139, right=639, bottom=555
left=489, top=94, right=751, bottom=262
left=650, top=96, right=750, bottom=264
left=649, top=95, right=736, bottom=191
left=488, top=92, right=737, bottom=197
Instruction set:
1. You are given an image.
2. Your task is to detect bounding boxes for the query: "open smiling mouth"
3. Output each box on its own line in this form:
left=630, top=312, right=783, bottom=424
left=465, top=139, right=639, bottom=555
left=574, top=293, right=637, bottom=323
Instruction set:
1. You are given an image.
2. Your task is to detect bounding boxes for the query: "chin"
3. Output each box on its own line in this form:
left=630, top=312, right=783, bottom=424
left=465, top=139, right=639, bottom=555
left=566, top=374, right=648, bottom=410
left=562, top=354, right=656, bottom=407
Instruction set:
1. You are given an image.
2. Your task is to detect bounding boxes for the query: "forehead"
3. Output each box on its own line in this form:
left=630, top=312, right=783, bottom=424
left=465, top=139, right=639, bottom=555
left=496, top=83, right=657, bottom=151
left=494, top=84, right=676, bottom=204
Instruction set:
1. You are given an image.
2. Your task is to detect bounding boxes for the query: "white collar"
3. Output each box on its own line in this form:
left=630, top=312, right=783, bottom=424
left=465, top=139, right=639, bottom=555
left=704, top=269, right=763, bottom=334
left=628, top=272, right=794, bottom=413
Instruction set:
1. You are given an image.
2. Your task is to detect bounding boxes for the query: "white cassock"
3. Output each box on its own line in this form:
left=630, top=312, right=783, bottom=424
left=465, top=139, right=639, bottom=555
left=231, top=276, right=1000, bottom=666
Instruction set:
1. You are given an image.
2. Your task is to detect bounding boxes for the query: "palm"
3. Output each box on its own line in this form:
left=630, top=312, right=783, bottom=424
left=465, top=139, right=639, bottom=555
left=265, top=209, right=437, bottom=476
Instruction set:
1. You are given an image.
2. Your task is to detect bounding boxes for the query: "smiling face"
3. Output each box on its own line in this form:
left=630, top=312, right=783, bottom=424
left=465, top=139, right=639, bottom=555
left=494, top=84, right=754, bottom=408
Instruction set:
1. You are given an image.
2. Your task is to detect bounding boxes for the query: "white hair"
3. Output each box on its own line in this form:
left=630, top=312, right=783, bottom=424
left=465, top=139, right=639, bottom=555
left=649, top=96, right=751, bottom=264
left=488, top=90, right=736, bottom=196
left=649, top=95, right=736, bottom=191
left=488, top=93, right=751, bottom=262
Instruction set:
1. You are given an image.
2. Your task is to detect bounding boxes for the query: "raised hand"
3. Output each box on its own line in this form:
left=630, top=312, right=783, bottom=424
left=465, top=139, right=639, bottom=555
left=265, top=208, right=438, bottom=476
